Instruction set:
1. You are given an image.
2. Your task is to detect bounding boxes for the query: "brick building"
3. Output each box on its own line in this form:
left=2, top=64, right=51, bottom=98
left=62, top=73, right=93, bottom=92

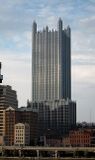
left=63, top=129, right=95, bottom=147
left=4, top=107, right=19, bottom=145
left=0, top=106, right=38, bottom=146
left=0, top=85, right=18, bottom=145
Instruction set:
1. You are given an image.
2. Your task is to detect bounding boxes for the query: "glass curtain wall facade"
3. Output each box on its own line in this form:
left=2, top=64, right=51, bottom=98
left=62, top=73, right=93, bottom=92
left=32, top=18, right=71, bottom=101
left=31, top=99, right=76, bottom=136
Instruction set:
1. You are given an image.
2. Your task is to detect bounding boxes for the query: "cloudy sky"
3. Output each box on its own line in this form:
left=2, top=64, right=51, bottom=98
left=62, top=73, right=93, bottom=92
left=0, top=0, right=95, bottom=122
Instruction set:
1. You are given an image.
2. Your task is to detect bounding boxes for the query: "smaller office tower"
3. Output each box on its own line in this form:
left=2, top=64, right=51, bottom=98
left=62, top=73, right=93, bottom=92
left=5, top=106, right=17, bottom=146
left=14, top=123, right=30, bottom=146
left=0, top=85, right=18, bottom=109
left=0, top=62, right=3, bottom=83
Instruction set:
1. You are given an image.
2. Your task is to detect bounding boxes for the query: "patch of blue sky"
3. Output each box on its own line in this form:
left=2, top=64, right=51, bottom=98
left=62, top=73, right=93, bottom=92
left=0, top=38, right=28, bottom=54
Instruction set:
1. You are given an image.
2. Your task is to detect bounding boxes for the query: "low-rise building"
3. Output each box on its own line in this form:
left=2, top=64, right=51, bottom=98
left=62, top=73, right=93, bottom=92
left=14, top=123, right=30, bottom=146
left=63, top=129, right=93, bottom=147
left=0, top=106, right=38, bottom=146
left=63, top=137, right=70, bottom=147
left=43, top=129, right=62, bottom=146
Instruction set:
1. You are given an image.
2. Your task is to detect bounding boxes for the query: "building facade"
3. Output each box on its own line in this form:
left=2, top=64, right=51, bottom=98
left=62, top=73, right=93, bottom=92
left=18, top=107, right=38, bottom=145
left=0, top=105, right=38, bottom=146
left=31, top=99, right=76, bottom=136
left=4, top=107, right=19, bottom=145
left=63, top=129, right=94, bottom=147
left=0, top=83, right=18, bottom=144
left=32, top=18, right=71, bottom=101
left=0, top=85, right=18, bottom=109
left=14, top=123, right=30, bottom=146
left=0, top=106, right=18, bottom=145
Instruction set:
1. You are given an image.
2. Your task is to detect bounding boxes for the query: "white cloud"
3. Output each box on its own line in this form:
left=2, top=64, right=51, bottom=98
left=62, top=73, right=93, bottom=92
left=72, top=62, right=95, bottom=122
left=0, top=50, right=31, bottom=107
left=72, top=54, right=95, bottom=65
left=79, top=16, right=95, bottom=33
left=72, top=30, right=95, bottom=51
left=72, top=64, right=95, bottom=84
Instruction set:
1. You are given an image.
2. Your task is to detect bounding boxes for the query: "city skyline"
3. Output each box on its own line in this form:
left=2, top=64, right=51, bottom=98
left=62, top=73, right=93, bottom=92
left=0, top=0, right=95, bottom=122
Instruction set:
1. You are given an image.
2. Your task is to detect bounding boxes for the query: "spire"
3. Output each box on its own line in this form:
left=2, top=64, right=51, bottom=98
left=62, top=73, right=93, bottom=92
left=66, top=25, right=71, bottom=37
left=32, top=21, right=37, bottom=33
left=58, top=18, right=63, bottom=30
left=46, top=26, right=48, bottom=31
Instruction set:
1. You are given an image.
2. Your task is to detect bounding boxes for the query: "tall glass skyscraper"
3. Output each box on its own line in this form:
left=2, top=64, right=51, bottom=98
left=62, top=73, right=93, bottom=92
left=32, top=18, right=76, bottom=137
left=32, top=18, right=71, bottom=101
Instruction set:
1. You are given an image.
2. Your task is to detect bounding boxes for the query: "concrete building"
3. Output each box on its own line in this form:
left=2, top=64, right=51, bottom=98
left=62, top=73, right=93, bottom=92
left=32, top=18, right=71, bottom=101
left=0, top=85, right=18, bottom=109
left=14, top=123, right=30, bottom=146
